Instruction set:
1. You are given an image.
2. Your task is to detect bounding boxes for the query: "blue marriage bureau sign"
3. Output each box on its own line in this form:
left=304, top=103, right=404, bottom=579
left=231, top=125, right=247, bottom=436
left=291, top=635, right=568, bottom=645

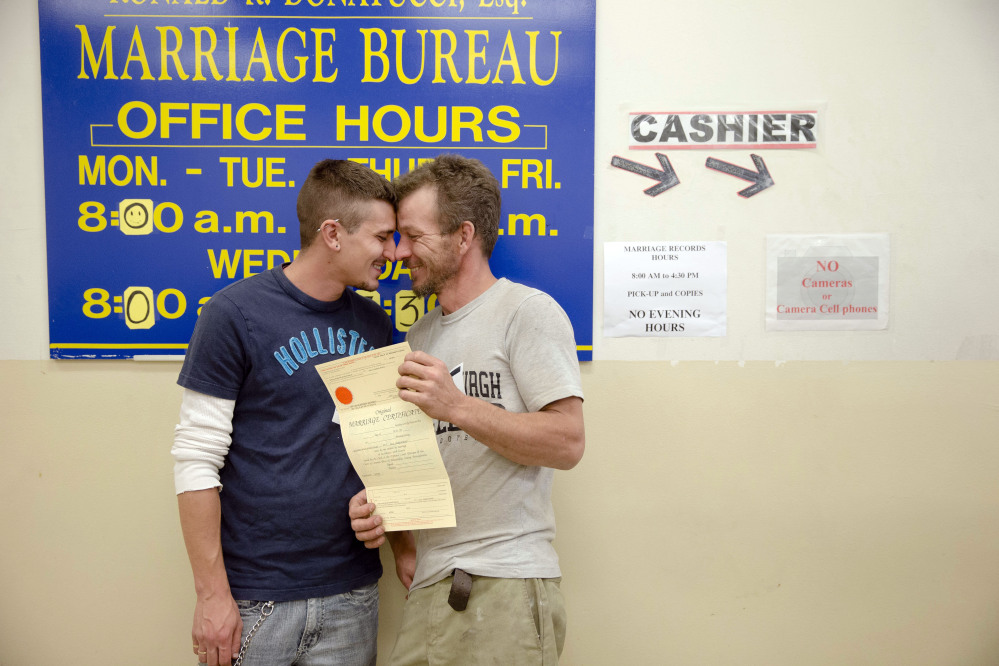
left=38, top=0, right=595, bottom=360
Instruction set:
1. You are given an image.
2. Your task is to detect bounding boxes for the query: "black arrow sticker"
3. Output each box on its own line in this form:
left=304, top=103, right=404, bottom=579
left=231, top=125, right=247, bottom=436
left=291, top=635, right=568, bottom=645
left=705, top=154, right=774, bottom=198
left=611, top=153, right=680, bottom=196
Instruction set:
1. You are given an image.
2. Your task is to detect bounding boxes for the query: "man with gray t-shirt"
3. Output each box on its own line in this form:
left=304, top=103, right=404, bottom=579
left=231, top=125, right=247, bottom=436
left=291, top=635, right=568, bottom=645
left=349, top=154, right=585, bottom=665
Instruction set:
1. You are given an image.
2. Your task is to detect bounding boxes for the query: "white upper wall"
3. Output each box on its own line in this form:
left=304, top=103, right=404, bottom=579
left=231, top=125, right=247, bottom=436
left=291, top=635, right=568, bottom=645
left=592, top=0, right=999, bottom=360
left=1, top=0, right=48, bottom=360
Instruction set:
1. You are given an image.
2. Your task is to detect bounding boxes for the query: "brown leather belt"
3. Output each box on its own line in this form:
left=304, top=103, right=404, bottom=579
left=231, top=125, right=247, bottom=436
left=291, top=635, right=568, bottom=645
left=447, top=568, right=473, bottom=611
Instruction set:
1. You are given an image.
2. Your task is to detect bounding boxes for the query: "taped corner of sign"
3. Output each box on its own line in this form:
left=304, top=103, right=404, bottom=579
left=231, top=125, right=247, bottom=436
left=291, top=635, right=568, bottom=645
left=955, top=334, right=999, bottom=360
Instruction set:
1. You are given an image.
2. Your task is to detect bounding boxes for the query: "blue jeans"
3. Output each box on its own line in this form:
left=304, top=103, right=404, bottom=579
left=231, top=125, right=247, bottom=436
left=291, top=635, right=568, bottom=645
left=202, top=583, right=379, bottom=666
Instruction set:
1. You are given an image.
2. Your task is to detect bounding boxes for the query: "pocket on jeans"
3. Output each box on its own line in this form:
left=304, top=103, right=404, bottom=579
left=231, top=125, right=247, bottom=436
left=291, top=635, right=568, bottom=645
left=343, top=582, right=378, bottom=607
left=235, top=599, right=265, bottom=614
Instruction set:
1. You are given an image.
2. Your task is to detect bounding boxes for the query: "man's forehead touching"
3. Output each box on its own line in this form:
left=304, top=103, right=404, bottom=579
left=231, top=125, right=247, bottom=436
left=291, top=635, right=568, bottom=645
left=398, top=214, right=436, bottom=232
left=400, top=185, right=437, bottom=210
left=399, top=197, right=439, bottom=227
left=368, top=218, right=396, bottom=234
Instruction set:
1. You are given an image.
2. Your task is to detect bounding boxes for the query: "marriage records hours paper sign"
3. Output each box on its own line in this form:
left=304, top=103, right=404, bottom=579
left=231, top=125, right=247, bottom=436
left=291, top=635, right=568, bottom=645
left=604, top=242, right=727, bottom=337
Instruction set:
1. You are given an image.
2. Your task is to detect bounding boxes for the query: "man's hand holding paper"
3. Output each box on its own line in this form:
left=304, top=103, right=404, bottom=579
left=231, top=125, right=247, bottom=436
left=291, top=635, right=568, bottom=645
left=316, top=342, right=456, bottom=531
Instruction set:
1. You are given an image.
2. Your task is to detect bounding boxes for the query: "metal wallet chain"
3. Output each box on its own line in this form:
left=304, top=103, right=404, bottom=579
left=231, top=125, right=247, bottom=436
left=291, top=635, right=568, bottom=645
left=233, top=601, right=274, bottom=666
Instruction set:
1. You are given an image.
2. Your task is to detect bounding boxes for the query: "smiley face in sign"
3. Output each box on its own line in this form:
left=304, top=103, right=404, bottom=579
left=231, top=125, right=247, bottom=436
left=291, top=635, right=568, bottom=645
left=123, top=202, right=148, bottom=229
left=117, top=199, right=154, bottom=235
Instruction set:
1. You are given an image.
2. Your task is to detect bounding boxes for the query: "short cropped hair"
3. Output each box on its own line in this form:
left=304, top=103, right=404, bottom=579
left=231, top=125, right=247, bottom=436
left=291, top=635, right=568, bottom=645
left=394, top=154, right=501, bottom=258
left=296, top=160, right=396, bottom=248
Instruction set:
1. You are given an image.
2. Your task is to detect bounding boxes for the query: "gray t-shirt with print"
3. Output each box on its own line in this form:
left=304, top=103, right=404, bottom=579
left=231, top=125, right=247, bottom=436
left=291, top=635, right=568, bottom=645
left=406, top=278, right=584, bottom=591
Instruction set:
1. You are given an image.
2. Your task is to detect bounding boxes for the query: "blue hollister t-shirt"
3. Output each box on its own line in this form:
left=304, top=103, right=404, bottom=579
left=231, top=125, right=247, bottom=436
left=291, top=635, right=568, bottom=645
left=178, top=265, right=392, bottom=601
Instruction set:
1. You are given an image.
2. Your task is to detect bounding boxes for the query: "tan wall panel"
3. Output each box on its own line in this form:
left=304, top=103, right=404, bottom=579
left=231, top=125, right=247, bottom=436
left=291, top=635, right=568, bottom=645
left=3, top=360, right=997, bottom=665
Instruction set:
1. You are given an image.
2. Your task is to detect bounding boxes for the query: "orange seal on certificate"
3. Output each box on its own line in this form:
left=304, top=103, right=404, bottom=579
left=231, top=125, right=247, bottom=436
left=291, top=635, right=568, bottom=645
left=335, top=386, right=353, bottom=405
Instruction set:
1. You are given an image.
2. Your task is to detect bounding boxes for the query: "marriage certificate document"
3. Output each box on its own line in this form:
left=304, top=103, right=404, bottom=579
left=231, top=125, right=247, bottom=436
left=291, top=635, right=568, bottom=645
left=316, top=342, right=456, bottom=531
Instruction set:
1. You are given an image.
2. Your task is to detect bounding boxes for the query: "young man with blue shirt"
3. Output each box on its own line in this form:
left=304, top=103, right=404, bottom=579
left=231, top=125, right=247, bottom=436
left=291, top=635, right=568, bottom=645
left=173, top=159, right=398, bottom=666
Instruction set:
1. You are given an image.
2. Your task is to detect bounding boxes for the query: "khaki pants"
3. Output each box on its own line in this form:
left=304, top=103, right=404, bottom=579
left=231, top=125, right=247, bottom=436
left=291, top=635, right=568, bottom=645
left=389, top=575, right=566, bottom=666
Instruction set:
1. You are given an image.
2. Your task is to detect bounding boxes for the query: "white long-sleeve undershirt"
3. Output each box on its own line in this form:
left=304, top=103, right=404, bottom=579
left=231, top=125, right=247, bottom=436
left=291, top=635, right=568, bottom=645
left=171, top=388, right=236, bottom=494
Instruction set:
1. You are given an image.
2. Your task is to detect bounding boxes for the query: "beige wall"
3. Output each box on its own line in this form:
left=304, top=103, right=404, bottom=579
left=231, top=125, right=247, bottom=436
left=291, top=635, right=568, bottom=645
left=2, top=360, right=998, bottom=664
